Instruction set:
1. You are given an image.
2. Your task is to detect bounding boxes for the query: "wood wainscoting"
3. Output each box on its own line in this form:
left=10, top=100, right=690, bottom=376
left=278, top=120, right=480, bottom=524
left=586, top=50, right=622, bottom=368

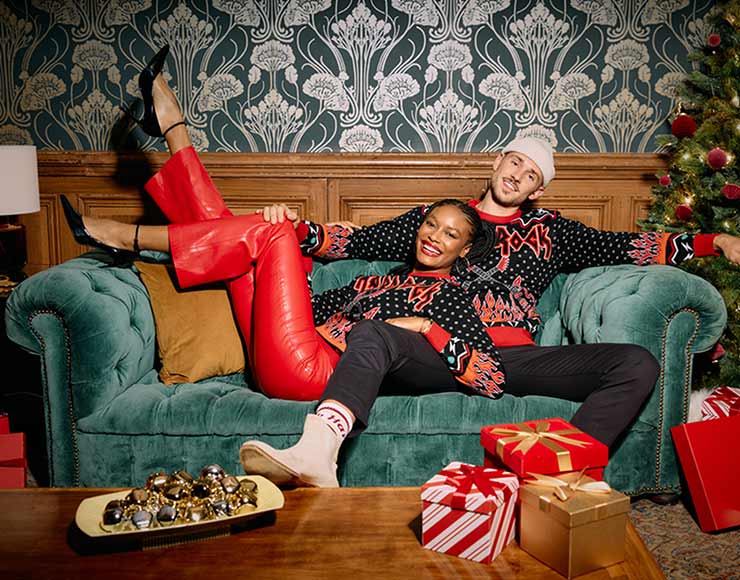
left=24, top=151, right=667, bottom=274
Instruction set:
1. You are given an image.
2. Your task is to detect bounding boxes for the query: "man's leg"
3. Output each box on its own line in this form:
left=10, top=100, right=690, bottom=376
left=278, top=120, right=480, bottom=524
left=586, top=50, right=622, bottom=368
left=499, top=343, right=659, bottom=447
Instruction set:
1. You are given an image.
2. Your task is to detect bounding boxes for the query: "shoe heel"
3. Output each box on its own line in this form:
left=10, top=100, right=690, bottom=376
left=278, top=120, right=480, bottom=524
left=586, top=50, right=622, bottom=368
left=120, top=103, right=142, bottom=125
left=134, top=45, right=171, bottom=138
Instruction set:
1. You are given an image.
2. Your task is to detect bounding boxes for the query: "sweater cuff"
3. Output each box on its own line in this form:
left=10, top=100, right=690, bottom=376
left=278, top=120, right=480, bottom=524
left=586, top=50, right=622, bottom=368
left=694, top=234, right=720, bottom=257
left=295, top=222, right=309, bottom=244
left=423, top=322, right=451, bottom=352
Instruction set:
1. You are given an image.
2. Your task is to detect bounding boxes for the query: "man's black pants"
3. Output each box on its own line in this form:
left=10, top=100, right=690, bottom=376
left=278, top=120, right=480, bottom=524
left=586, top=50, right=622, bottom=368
left=320, top=320, right=659, bottom=448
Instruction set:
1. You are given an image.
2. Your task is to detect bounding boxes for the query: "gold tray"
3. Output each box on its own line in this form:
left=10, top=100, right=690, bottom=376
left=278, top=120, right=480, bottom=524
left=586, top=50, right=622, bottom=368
left=75, top=475, right=284, bottom=541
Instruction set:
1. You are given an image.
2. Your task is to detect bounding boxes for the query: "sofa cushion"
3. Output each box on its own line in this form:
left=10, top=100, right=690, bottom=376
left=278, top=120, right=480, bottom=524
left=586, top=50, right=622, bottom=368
left=74, top=372, right=580, bottom=487
left=135, top=262, right=245, bottom=384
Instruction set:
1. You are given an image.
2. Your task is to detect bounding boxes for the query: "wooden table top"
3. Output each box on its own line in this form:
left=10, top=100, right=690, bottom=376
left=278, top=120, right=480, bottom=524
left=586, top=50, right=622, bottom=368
left=0, top=486, right=665, bottom=580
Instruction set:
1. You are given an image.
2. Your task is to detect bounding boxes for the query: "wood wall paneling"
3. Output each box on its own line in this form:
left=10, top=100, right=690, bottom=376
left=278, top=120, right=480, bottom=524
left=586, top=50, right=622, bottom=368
left=30, top=151, right=667, bottom=273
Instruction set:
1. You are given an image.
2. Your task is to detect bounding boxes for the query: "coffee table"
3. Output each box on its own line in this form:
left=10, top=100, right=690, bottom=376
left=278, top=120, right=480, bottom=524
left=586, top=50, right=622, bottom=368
left=0, top=487, right=665, bottom=579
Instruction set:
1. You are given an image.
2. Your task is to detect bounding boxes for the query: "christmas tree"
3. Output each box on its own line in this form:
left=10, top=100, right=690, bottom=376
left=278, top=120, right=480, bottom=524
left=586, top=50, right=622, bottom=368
left=643, top=0, right=740, bottom=388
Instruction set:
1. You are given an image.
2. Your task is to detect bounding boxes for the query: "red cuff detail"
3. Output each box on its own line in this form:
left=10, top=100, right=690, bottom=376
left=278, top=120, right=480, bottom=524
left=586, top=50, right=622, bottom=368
left=301, top=255, right=313, bottom=274
left=694, top=234, right=720, bottom=257
left=424, top=323, right=452, bottom=352
left=486, top=326, right=535, bottom=347
left=295, top=222, right=309, bottom=244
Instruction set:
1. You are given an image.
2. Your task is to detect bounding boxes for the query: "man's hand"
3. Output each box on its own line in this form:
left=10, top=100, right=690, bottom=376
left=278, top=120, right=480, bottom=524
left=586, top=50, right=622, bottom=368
left=385, top=317, right=432, bottom=333
left=714, top=234, right=740, bottom=264
left=258, top=204, right=299, bottom=228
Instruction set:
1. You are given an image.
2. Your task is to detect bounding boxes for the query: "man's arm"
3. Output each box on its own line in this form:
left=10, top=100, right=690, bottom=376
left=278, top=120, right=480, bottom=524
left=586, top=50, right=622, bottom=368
left=260, top=203, right=427, bottom=262
left=553, top=215, right=740, bottom=271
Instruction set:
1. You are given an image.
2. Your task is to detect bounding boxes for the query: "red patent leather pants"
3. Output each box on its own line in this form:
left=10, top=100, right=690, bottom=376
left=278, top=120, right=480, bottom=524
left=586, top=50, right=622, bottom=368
left=145, top=146, right=338, bottom=400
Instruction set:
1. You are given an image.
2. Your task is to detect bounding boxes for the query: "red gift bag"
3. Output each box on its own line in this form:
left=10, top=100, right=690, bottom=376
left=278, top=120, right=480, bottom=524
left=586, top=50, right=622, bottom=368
left=671, top=414, right=740, bottom=532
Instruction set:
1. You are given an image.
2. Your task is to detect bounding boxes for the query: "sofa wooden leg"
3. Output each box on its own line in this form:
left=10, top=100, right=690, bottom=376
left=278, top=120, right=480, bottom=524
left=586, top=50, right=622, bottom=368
left=648, top=492, right=681, bottom=505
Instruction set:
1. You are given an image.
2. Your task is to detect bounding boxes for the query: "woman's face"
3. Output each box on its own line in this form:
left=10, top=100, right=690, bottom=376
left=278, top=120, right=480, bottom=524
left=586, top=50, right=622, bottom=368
left=414, top=205, right=473, bottom=274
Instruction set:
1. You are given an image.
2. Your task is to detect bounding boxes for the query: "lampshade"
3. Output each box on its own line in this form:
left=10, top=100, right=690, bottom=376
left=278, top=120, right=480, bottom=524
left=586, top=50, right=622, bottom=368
left=0, top=145, right=40, bottom=216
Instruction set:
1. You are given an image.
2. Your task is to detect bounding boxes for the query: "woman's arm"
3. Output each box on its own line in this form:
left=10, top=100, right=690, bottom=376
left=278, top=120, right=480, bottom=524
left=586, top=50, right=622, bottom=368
left=386, top=288, right=507, bottom=399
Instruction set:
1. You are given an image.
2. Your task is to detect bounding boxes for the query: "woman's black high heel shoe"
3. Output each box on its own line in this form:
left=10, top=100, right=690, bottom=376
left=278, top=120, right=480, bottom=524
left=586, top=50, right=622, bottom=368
left=60, top=195, right=138, bottom=264
left=122, top=45, right=170, bottom=138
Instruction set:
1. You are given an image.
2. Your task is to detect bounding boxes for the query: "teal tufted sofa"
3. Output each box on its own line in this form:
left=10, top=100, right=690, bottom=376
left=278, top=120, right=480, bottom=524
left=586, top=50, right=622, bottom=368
left=4, top=253, right=727, bottom=496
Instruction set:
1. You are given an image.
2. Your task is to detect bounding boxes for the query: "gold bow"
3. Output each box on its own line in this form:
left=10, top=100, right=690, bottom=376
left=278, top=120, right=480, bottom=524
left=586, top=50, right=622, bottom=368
left=525, top=470, right=612, bottom=502
left=489, top=421, right=589, bottom=472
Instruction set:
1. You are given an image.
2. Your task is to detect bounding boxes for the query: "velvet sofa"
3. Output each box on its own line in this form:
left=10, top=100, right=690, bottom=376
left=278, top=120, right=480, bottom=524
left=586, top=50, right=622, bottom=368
left=4, top=252, right=726, bottom=495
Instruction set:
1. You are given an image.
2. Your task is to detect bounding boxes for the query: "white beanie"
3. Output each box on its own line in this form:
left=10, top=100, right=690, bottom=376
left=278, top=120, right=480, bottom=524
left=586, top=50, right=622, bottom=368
left=503, top=137, right=556, bottom=187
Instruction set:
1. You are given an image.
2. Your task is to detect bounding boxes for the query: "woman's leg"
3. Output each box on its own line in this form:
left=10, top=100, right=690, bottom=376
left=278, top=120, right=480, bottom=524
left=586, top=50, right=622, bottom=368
left=239, top=320, right=460, bottom=487
left=144, top=74, right=232, bottom=223
left=169, top=213, right=338, bottom=400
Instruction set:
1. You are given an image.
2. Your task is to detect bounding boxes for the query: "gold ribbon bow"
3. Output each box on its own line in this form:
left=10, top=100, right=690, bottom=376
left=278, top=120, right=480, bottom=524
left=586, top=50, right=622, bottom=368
left=489, top=421, right=589, bottom=472
left=525, top=470, right=612, bottom=502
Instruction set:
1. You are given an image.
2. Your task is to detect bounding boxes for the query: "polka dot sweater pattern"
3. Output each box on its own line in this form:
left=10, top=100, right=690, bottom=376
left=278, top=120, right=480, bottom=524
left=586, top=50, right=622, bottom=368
left=311, top=272, right=505, bottom=399
left=301, top=203, right=718, bottom=342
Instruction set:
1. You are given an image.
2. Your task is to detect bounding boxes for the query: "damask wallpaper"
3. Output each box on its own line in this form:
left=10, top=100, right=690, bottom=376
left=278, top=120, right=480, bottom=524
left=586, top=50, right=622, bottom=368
left=0, top=0, right=716, bottom=153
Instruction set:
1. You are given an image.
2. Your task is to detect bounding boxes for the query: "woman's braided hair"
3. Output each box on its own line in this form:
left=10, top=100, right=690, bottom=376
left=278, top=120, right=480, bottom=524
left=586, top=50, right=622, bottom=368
left=425, top=199, right=495, bottom=276
left=391, top=198, right=495, bottom=278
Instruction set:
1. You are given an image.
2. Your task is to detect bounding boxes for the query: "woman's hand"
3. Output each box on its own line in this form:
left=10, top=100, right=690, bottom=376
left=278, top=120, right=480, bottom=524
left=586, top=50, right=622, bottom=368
left=385, top=317, right=432, bottom=334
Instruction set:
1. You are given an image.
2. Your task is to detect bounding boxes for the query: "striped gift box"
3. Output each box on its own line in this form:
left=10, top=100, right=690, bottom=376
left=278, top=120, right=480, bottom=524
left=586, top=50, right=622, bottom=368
left=701, top=386, right=740, bottom=420
left=421, top=461, right=519, bottom=564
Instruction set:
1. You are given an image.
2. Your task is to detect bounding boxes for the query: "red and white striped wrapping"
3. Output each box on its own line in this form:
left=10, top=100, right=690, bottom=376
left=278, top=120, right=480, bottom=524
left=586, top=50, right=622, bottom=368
left=701, top=386, right=740, bottom=420
left=421, top=461, right=519, bottom=564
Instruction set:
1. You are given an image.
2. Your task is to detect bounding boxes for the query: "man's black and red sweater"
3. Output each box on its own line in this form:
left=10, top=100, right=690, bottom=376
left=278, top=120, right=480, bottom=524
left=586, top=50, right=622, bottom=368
left=311, top=270, right=505, bottom=399
left=299, top=200, right=719, bottom=348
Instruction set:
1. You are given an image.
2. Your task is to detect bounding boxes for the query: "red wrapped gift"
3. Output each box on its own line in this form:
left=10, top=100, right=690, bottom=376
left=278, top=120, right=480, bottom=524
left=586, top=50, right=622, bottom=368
left=0, top=432, right=26, bottom=468
left=0, top=467, right=25, bottom=488
left=480, top=418, right=608, bottom=480
left=671, top=414, right=740, bottom=532
left=421, top=461, right=519, bottom=564
left=701, top=386, right=740, bottom=420
left=0, top=413, right=9, bottom=434
left=0, top=433, right=26, bottom=489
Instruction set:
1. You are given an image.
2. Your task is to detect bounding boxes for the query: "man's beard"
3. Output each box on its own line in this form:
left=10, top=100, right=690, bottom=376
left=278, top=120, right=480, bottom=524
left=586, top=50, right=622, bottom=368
left=491, top=185, right=525, bottom=208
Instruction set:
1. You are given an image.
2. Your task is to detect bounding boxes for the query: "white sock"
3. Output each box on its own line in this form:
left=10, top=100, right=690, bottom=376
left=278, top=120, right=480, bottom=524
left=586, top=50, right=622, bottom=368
left=316, top=401, right=354, bottom=440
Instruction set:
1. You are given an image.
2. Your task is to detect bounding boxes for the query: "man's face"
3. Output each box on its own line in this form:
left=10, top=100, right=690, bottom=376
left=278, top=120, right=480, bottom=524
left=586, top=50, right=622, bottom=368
left=489, top=152, right=545, bottom=209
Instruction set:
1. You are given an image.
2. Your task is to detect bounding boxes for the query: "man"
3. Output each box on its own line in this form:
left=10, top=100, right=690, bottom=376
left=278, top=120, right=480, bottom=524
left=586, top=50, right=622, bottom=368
left=261, top=137, right=740, bottom=448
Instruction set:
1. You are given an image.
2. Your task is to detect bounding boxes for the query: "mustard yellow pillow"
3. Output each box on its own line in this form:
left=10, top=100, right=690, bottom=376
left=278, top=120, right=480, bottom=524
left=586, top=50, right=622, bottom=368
left=135, top=262, right=245, bottom=384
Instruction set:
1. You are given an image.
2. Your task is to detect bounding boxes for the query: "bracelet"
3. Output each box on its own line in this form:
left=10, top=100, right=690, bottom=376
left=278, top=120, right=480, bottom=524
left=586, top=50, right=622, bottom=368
left=420, top=319, right=433, bottom=335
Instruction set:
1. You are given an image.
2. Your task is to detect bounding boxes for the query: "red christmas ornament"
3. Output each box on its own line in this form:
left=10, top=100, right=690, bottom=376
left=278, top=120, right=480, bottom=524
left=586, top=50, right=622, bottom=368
left=721, top=183, right=740, bottom=199
left=675, top=204, right=693, bottom=221
left=707, top=147, right=729, bottom=170
left=710, top=342, right=727, bottom=362
left=707, top=33, right=721, bottom=48
left=659, top=175, right=672, bottom=187
left=671, top=113, right=697, bottom=138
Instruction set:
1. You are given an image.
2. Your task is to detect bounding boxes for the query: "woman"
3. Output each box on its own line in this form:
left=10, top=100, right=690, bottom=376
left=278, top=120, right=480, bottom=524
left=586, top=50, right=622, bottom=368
left=61, top=47, right=507, bottom=486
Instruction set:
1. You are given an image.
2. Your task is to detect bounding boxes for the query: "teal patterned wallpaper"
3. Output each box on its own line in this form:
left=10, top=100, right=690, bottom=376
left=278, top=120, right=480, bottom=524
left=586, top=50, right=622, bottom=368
left=0, top=0, right=716, bottom=153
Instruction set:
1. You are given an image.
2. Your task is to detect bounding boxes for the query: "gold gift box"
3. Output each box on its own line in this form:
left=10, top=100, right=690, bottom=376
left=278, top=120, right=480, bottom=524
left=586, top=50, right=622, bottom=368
left=519, top=472, right=630, bottom=579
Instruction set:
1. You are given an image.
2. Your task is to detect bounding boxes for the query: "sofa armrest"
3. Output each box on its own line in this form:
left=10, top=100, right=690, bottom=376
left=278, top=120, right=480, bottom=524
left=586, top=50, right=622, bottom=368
left=4, top=255, right=157, bottom=485
left=560, top=264, right=727, bottom=493
left=560, top=264, right=726, bottom=353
